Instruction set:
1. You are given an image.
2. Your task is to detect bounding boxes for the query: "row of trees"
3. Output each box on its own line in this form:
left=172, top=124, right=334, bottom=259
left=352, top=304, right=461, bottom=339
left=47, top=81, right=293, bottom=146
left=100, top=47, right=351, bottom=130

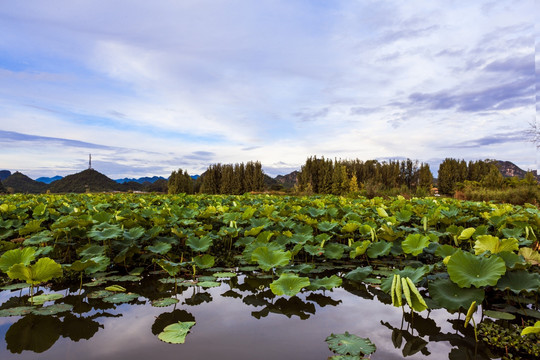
left=297, top=156, right=432, bottom=195
left=167, top=169, right=193, bottom=194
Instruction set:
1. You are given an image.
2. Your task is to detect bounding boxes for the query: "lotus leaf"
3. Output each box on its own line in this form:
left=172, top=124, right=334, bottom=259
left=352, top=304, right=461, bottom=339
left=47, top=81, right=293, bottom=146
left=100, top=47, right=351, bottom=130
left=324, top=243, right=345, bottom=260
left=78, top=244, right=106, bottom=259
left=101, top=275, right=142, bottom=282
left=87, top=290, right=114, bottom=299
left=7, top=257, right=63, bottom=285
left=474, top=235, right=518, bottom=255
left=434, top=244, right=458, bottom=258
left=483, top=310, right=515, bottom=320
left=391, top=274, right=402, bottom=307
left=402, top=234, right=430, bottom=256
left=123, top=226, right=145, bottom=241
left=341, top=222, right=360, bottom=233
left=519, top=247, right=540, bottom=265
left=19, top=219, right=45, bottom=236
left=496, top=270, right=540, bottom=293
left=244, top=226, right=264, bottom=237
left=88, top=223, right=123, bottom=241
left=303, top=244, right=324, bottom=256
left=502, top=227, right=523, bottom=239
left=0, top=248, right=36, bottom=272
left=105, top=285, right=126, bottom=292
left=158, top=321, right=196, bottom=344
left=495, top=251, right=525, bottom=269
left=464, top=301, right=477, bottom=328
left=31, top=303, right=73, bottom=315
left=458, top=228, right=476, bottom=240
left=447, top=250, right=506, bottom=288
left=154, top=259, right=183, bottom=277
left=251, top=247, right=291, bottom=271
left=349, top=241, right=370, bottom=259
left=31, top=293, right=64, bottom=305
left=83, top=255, right=110, bottom=274
left=192, top=254, right=215, bottom=269
left=1, top=283, right=30, bottom=290
left=270, top=273, right=310, bottom=297
left=328, top=355, right=364, bottom=360
left=326, top=332, right=376, bottom=356
left=344, top=266, right=373, bottom=282
left=521, top=321, right=540, bottom=336
left=317, top=221, right=339, bottom=232
left=212, top=272, right=237, bottom=278
left=68, top=259, right=97, bottom=272
left=186, top=235, right=213, bottom=252
left=401, top=277, right=428, bottom=312
left=308, top=275, right=342, bottom=290
left=377, top=207, right=389, bottom=218
left=197, top=281, right=221, bottom=288
left=380, top=265, right=430, bottom=293
left=366, top=241, right=392, bottom=258
left=102, top=292, right=139, bottom=303
left=428, top=278, right=485, bottom=312
left=0, top=306, right=35, bottom=317
left=146, top=242, right=172, bottom=255
left=395, top=210, right=412, bottom=222
left=23, top=231, right=53, bottom=246
left=152, top=298, right=180, bottom=307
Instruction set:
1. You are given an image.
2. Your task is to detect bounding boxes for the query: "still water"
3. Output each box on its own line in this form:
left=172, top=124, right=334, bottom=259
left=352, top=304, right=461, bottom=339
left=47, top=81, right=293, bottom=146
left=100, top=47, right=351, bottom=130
left=0, top=272, right=486, bottom=360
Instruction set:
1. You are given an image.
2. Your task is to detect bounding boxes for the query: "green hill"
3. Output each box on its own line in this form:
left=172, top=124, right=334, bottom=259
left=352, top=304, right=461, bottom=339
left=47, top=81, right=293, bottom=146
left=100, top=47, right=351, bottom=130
left=48, top=169, right=122, bottom=193
left=2, top=172, right=48, bottom=193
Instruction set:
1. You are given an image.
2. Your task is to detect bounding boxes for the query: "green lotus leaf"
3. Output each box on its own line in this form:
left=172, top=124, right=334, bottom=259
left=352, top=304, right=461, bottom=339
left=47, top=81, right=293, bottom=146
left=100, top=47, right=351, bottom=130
left=1, top=283, right=30, bottom=290
left=317, top=221, right=339, bottom=232
left=326, top=332, right=376, bottom=356
left=186, top=235, right=213, bottom=252
left=146, top=242, right=172, bottom=255
left=349, top=241, right=370, bottom=259
left=380, top=266, right=430, bottom=293
left=395, top=210, right=412, bottom=222
left=270, top=273, right=310, bottom=297
left=521, top=321, right=540, bottom=336
left=78, top=244, right=106, bottom=259
left=344, top=266, right=373, bottom=282
left=23, top=231, right=53, bottom=246
left=244, top=226, right=264, bottom=237
left=474, top=235, right=518, bottom=255
left=447, top=250, right=506, bottom=288
left=401, top=277, right=428, bottom=312
left=31, top=293, right=64, bottom=305
left=0, top=248, right=36, bottom=273
left=303, top=244, right=324, bottom=256
left=123, top=226, right=145, bottom=241
left=87, top=290, right=114, bottom=299
left=152, top=298, right=180, bottom=307
left=308, top=275, right=342, bottom=290
left=31, top=303, right=73, bottom=316
left=328, top=356, right=364, bottom=360
left=428, top=278, right=485, bottom=312
left=7, top=257, right=63, bottom=285
left=102, top=292, right=139, bottom=303
left=83, top=255, right=110, bottom=274
left=192, top=254, right=215, bottom=269
left=103, top=275, right=142, bottom=282
left=458, top=227, right=476, bottom=240
left=105, top=285, right=126, bottom=292
left=366, top=241, right=392, bottom=258
left=501, top=227, right=523, bottom=239
left=212, top=272, right=237, bottom=278
left=377, top=207, right=389, bottom=218
left=519, top=247, right=540, bottom=265
left=324, top=243, right=345, bottom=260
left=434, top=244, right=458, bottom=258
left=197, top=281, right=221, bottom=288
left=402, top=234, right=430, bottom=256
left=83, top=279, right=107, bottom=287
left=341, top=222, right=360, bottom=233
left=67, top=259, right=97, bottom=272
left=0, top=306, right=35, bottom=317
left=19, top=219, right=45, bottom=236
left=483, top=310, right=515, bottom=320
left=154, top=259, right=183, bottom=277
left=496, top=270, right=540, bottom=294
left=32, top=203, right=46, bottom=216
left=252, top=247, right=291, bottom=271
left=495, top=251, right=525, bottom=269
left=88, top=223, right=123, bottom=241
left=158, top=321, right=196, bottom=344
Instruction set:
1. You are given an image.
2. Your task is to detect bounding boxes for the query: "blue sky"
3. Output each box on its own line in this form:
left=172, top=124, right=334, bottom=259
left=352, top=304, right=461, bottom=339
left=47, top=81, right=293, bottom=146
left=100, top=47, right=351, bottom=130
left=0, top=0, right=537, bottom=179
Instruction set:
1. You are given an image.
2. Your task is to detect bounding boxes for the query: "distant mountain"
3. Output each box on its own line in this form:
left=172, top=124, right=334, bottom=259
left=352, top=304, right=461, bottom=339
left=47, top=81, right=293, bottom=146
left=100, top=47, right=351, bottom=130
left=496, top=161, right=539, bottom=181
left=275, top=171, right=299, bottom=189
left=115, top=176, right=167, bottom=184
left=36, top=175, right=63, bottom=184
left=49, top=169, right=123, bottom=193
left=3, top=172, right=48, bottom=193
left=0, top=170, right=11, bottom=181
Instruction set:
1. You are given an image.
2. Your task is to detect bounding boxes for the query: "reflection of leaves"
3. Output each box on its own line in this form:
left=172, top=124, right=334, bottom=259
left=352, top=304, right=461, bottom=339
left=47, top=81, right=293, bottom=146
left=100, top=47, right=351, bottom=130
left=151, top=309, right=195, bottom=335
left=254, top=296, right=316, bottom=320
left=381, top=321, right=429, bottom=357
left=184, top=292, right=212, bottom=306
left=243, top=294, right=268, bottom=307
left=221, top=289, right=243, bottom=299
left=306, top=293, right=342, bottom=307
left=61, top=313, right=103, bottom=341
left=6, top=315, right=61, bottom=353
left=403, top=312, right=441, bottom=337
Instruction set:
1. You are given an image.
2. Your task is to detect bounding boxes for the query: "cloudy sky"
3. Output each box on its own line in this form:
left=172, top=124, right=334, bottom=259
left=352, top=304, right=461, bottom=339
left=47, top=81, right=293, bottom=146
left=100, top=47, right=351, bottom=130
left=0, top=0, right=537, bottom=179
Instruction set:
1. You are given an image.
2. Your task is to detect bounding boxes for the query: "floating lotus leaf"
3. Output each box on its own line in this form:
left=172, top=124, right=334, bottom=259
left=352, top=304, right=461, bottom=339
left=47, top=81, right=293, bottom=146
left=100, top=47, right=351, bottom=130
left=102, top=292, right=139, bottom=303
left=519, top=247, right=540, bottom=265
left=8, top=257, right=63, bottom=285
left=474, top=235, right=518, bottom=255
left=328, top=355, right=364, bottom=360
left=212, top=272, right=236, bottom=278
left=324, top=243, right=345, bottom=260
left=31, top=293, right=64, bottom=305
left=521, top=321, right=540, bottom=336
left=252, top=247, right=291, bottom=271
left=496, top=270, right=540, bottom=294
left=0, top=306, right=35, bottom=317
left=197, top=281, right=221, bottom=288
left=270, top=273, right=310, bottom=297
left=31, top=303, right=73, bottom=315
left=154, top=259, right=183, bottom=277
left=103, top=275, right=142, bottom=282
left=308, top=275, right=342, bottom=290
left=402, top=234, right=430, bottom=256
left=428, top=278, right=485, bottom=312
left=105, top=285, right=126, bottom=292
left=317, top=221, right=339, bottom=232
left=87, top=290, right=114, bottom=299
left=192, top=254, right=215, bottom=269
left=88, top=223, right=123, bottom=241
left=1, top=283, right=30, bottom=290
left=146, top=242, right=172, bottom=255
left=197, top=276, right=216, bottom=282
left=483, top=310, right=515, bottom=320
left=0, top=248, right=36, bottom=272
left=83, top=279, right=107, bottom=287
left=152, top=298, right=180, bottom=307
left=186, top=235, right=213, bottom=252
left=157, top=321, right=196, bottom=344
left=447, top=250, right=506, bottom=288
left=326, top=332, right=376, bottom=356
left=367, top=241, right=392, bottom=258
left=344, top=266, right=373, bottom=282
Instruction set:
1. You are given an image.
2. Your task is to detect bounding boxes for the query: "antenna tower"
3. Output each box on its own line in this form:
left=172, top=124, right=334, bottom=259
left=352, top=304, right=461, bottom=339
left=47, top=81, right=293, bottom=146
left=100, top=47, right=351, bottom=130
left=89, top=154, right=92, bottom=169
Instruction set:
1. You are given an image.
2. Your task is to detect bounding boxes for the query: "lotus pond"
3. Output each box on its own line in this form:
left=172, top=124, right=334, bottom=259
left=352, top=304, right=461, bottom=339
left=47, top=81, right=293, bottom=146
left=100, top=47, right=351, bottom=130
left=0, top=193, right=539, bottom=359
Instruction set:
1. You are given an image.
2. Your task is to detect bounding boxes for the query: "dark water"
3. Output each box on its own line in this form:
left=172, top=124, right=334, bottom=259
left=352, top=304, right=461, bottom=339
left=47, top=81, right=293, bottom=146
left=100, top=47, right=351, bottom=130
left=0, top=273, right=487, bottom=360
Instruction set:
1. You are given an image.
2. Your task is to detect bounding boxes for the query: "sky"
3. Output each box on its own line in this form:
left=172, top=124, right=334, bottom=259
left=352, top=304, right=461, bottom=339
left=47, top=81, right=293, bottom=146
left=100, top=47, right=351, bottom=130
left=0, top=0, right=537, bottom=179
